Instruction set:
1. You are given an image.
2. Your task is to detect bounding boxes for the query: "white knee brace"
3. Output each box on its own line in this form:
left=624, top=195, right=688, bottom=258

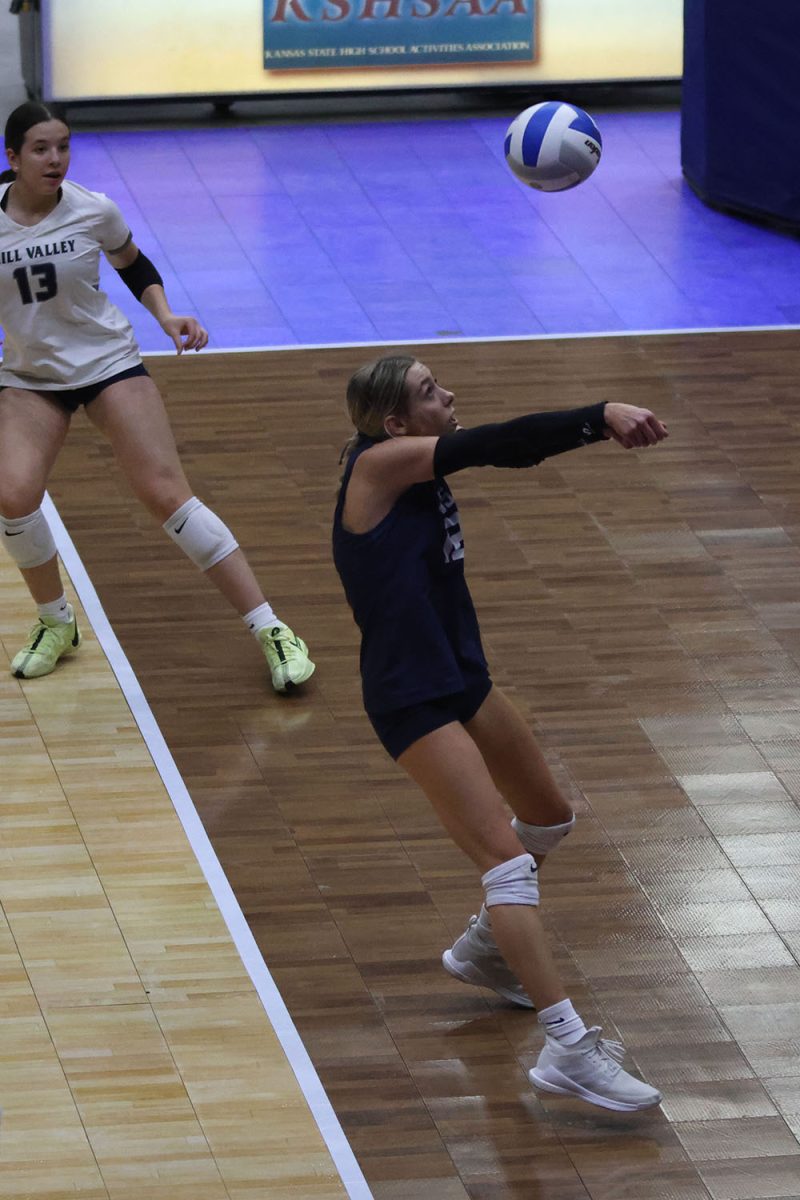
left=511, top=814, right=576, bottom=855
left=0, top=508, right=57, bottom=569
left=163, top=497, right=238, bottom=571
left=482, top=852, right=540, bottom=908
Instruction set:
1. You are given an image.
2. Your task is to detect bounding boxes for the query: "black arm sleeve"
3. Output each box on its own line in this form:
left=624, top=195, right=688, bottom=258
left=116, top=251, right=163, bottom=300
left=432, top=402, right=608, bottom=477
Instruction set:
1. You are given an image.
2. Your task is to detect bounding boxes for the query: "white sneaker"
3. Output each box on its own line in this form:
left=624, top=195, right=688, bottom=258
left=442, top=914, right=534, bottom=1008
left=530, top=1027, right=661, bottom=1112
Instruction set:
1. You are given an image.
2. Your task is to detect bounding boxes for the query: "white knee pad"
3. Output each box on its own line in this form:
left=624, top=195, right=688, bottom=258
left=0, top=508, right=57, bottom=569
left=482, top=853, right=540, bottom=908
left=163, top=497, right=238, bottom=571
left=512, top=814, right=576, bottom=855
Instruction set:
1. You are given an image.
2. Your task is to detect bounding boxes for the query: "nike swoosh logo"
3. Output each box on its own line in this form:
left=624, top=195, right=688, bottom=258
left=174, top=518, right=189, bottom=534
left=4, top=530, right=23, bottom=536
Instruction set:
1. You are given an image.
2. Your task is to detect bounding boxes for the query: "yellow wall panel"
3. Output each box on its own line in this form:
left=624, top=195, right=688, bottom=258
left=45, top=0, right=682, bottom=98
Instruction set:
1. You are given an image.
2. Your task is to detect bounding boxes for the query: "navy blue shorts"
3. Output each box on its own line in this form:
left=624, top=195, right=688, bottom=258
left=368, top=672, right=493, bottom=761
left=1, top=363, right=150, bottom=413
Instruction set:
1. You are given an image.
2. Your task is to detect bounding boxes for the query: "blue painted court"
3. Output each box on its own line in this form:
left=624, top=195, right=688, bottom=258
left=70, top=109, right=800, bottom=352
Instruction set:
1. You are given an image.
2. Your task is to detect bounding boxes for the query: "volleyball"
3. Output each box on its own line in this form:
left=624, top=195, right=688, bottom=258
left=504, top=101, right=602, bottom=192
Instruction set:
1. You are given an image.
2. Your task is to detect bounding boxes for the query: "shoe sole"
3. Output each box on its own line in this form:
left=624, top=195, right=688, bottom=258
left=442, top=949, right=535, bottom=1009
left=11, top=627, right=82, bottom=679
left=529, top=1067, right=662, bottom=1112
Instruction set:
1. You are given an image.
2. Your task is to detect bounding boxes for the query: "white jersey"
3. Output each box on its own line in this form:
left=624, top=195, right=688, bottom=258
left=0, top=179, right=142, bottom=389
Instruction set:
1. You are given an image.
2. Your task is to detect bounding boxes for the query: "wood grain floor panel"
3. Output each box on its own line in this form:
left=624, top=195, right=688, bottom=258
left=15, top=329, right=800, bottom=1198
left=0, top=555, right=349, bottom=1198
left=0, top=906, right=109, bottom=1200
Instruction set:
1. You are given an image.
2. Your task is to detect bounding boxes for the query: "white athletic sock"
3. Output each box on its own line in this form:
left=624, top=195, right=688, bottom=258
left=243, top=602, right=281, bottom=636
left=37, top=594, right=71, bottom=624
left=538, top=998, right=588, bottom=1046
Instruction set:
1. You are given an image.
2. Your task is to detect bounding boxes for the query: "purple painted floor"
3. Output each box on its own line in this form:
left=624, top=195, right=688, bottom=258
left=67, top=109, right=800, bottom=351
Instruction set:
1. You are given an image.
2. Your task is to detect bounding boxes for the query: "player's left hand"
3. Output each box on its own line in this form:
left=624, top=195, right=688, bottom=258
left=603, top=402, right=668, bottom=449
left=161, top=314, right=208, bottom=354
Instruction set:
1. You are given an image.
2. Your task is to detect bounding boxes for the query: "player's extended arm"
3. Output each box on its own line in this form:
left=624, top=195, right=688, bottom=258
left=433, top=402, right=667, bottom=475
left=106, top=237, right=208, bottom=353
left=346, top=402, right=667, bottom=534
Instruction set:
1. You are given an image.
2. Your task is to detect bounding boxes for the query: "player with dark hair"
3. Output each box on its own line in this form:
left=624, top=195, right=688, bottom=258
left=0, top=102, right=313, bottom=691
left=333, top=354, right=668, bottom=1111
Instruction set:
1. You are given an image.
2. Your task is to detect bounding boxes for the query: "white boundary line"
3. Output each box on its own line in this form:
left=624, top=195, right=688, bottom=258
left=41, top=492, right=374, bottom=1200
left=140, top=322, right=800, bottom=358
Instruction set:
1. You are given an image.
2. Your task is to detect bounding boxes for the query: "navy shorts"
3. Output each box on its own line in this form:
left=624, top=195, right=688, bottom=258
left=1, top=363, right=150, bottom=413
left=368, top=672, right=493, bottom=761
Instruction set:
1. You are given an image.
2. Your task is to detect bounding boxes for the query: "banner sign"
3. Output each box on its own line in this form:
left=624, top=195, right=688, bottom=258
left=263, top=0, right=536, bottom=69
left=43, top=0, right=682, bottom=101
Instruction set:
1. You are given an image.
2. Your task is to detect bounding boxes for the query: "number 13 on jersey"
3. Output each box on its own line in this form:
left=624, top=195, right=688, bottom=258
left=13, top=262, right=58, bottom=304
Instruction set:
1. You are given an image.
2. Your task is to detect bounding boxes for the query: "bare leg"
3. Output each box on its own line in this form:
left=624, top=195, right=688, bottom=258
left=203, top=549, right=266, bottom=615
left=0, top=388, right=71, bottom=604
left=465, top=686, right=573, bottom=829
left=407, top=701, right=662, bottom=1109
left=398, top=721, right=567, bottom=1012
left=19, top=559, right=64, bottom=605
left=86, top=376, right=268, bottom=614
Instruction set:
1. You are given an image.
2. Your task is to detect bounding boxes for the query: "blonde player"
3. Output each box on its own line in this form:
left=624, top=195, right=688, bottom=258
left=334, top=355, right=668, bottom=1111
left=0, top=102, right=313, bottom=692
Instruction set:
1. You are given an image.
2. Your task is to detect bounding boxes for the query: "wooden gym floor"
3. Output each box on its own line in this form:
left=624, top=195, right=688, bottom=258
left=4, top=329, right=800, bottom=1199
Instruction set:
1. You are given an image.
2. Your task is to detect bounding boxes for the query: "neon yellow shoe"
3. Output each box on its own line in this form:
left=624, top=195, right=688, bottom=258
left=258, top=625, right=315, bottom=693
left=11, top=605, right=81, bottom=679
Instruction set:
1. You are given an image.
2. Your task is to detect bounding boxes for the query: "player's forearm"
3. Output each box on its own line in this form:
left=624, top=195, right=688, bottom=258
left=432, top=403, right=608, bottom=475
left=139, top=284, right=172, bottom=324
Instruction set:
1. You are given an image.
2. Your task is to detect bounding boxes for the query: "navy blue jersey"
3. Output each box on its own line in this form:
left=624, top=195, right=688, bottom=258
left=333, top=438, right=487, bottom=715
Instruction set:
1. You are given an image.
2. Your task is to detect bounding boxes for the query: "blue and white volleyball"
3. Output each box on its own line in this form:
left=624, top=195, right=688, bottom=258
left=504, top=101, right=602, bottom=192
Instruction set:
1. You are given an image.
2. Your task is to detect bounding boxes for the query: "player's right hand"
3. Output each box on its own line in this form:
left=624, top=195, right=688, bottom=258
left=604, top=402, right=668, bottom=449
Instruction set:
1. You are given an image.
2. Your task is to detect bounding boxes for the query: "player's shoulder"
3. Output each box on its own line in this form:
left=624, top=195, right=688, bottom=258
left=61, top=179, right=120, bottom=217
